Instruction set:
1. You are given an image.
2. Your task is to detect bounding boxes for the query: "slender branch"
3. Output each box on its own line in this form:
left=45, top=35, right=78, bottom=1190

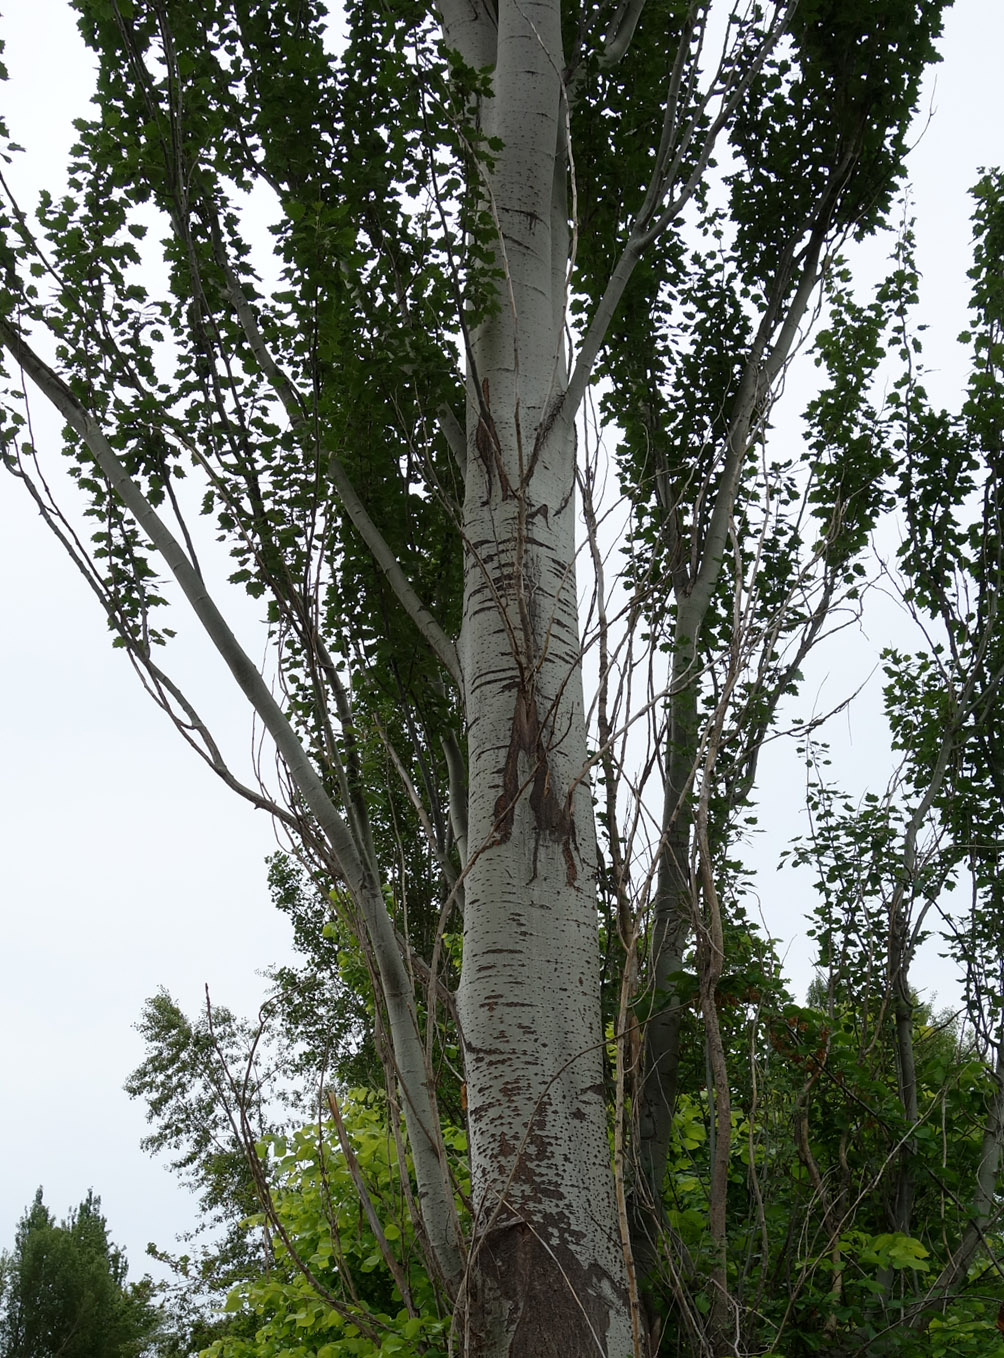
left=563, top=1, right=795, bottom=419
left=327, top=452, right=463, bottom=690
left=438, top=401, right=467, bottom=479
left=325, top=1088, right=418, bottom=1316
left=1, top=316, right=368, bottom=884
left=5, top=427, right=294, bottom=824
left=0, top=316, right=466, bottom=1289
left=212, top=233, right=463, bottom=691
left=599, top=0, right=651, bottom=68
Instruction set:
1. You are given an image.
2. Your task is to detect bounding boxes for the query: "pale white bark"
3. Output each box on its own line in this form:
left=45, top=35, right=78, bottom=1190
left=434, top=0, right=497, bottom=72
left=449, top=2, right=633, bottom=1350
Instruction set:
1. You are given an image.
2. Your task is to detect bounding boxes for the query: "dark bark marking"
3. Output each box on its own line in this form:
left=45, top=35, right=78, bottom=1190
left=475, top=377, right=511, bottom=503
left=492, top=686, right=578, bottom=884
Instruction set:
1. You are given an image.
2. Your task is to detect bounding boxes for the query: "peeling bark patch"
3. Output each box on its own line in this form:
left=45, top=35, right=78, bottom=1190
left=491, top=686, right=578, bottom=884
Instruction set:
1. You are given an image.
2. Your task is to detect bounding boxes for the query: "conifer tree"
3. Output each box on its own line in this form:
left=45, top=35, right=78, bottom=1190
left=0, top=1189, right=160, bottom=1358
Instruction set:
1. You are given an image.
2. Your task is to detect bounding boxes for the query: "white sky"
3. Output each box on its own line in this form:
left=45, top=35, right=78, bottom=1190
left=0, top=0, right=1001, bottom=1291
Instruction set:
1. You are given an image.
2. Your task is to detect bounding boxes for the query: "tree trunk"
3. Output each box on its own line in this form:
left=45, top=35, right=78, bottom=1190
left=450, top=1, right=634, bottom=1351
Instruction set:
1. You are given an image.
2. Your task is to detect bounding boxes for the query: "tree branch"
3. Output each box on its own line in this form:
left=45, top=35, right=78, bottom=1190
left=599, top=0, right=650, bottom=68
left=563, top=1, right=796, bottom=419
left=327, top=451, right=464, bottom=691
left=212, top=239, right=463, bottom=692
left=0, top=316, right=465, bottom=1291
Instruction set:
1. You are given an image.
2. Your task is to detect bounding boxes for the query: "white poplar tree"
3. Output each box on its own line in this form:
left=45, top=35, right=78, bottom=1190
left=0, top=1, right=960, bottom=1352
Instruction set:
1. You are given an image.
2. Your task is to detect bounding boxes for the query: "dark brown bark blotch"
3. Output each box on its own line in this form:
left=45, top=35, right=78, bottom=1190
left=492, top=687, right=578, bottom=883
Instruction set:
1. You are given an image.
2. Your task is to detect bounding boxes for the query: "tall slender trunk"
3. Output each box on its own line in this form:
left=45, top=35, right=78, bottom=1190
left=452, top=2, right=633, bottom=1351
left=631, top=637, right=698, bottom=1277
left=890, top=942, right=918, bottom=1239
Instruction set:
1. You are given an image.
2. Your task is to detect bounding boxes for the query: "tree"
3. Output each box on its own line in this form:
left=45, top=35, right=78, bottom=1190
left=124, top=989, right=286, bottom=1306
left=0, top=1189, right=161, bottom=1358
left=202, top=1090, right=468, bottom=1358
left=0, top=0, right=984, bottom=1353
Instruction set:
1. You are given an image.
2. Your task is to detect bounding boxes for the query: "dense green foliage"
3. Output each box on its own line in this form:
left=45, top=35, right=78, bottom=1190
left=130, top=990, right=1004, bottom=1357
left=204, top=1095, right=468, bottom=1358
left=0, top=1190, right=161, bottom=1358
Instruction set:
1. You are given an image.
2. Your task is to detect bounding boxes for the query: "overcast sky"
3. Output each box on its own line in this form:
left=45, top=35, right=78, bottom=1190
left=1, top=0, right=1002, bottom=1292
